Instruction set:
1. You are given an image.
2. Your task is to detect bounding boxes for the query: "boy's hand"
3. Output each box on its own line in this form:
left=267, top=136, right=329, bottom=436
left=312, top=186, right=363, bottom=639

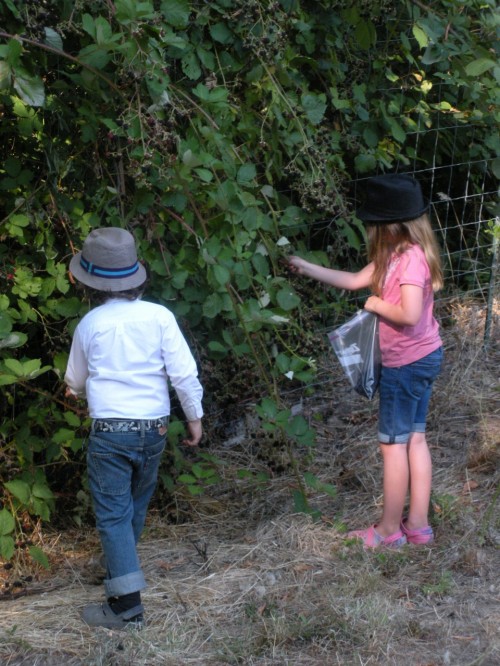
left=183, top=419, right=202, bottom=447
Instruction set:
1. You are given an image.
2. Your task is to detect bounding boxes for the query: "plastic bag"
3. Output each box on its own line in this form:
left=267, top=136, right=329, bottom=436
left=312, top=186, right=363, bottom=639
left=327, top=310, right=381, bottom=399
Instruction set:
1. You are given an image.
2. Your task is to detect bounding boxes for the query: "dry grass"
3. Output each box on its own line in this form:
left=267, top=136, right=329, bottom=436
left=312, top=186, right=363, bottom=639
left=1, top=298, right=499, bottom=666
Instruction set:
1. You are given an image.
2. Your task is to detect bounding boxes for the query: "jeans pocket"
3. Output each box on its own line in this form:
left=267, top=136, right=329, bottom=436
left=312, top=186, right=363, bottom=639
left=87, top=435, right=133, bottom=496
left=410, top=348, right=443, bottom=396
left=137, top=435, right=166, bottom=493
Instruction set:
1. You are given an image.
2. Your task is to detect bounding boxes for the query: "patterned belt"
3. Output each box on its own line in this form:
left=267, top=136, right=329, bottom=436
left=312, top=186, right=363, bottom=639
left=92, top=417, right=169, bottom=433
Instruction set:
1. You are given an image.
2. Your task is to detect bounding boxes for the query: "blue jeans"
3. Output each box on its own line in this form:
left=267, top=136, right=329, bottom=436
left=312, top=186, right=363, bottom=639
left=87, top=422, right=167, bottom=598
left=378, top=347, right=443, bottom=444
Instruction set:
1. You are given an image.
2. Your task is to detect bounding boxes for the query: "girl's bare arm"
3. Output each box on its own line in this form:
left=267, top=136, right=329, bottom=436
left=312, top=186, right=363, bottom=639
left=288, top=256, right=374, bottom=291
left=364, top=284, right=424, bottom=326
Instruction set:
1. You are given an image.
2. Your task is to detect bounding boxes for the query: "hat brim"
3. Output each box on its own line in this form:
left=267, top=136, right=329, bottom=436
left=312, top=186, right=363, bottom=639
left=357, top=201, right=430, bottom=224
left=69, top=252, right=147, bottom=291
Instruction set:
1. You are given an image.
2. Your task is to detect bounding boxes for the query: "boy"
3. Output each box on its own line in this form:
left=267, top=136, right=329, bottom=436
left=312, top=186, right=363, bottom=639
left=65, top=227, right=203, bottom=629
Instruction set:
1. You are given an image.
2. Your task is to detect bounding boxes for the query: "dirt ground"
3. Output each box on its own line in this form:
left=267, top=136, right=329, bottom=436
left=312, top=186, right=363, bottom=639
left=0, top=298, right=498, bottom=665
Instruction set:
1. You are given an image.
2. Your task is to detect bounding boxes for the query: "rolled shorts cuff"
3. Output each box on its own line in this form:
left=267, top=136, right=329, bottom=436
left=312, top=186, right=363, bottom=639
left=412, top=422, right=426, bottom=433
left=104, top=570, right=146, bottom=597
left=378, top=432, right=410, bottom=444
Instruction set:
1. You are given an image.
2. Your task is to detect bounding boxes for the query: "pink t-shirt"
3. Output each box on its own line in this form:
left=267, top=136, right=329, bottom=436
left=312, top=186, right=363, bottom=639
left=379, top=244, right=442, bottom=367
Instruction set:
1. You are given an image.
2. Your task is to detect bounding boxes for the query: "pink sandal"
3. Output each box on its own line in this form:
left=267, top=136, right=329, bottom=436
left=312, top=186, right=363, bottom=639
left=401, top=521, right=434, bottom=545
left=348, top=524, right=407, bottom=549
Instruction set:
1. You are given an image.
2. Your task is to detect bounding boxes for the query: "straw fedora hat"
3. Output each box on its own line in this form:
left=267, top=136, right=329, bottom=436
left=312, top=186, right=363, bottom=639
left=356, top=173, right=429, bottom=224
left=69, top=227, right=147, bottom=291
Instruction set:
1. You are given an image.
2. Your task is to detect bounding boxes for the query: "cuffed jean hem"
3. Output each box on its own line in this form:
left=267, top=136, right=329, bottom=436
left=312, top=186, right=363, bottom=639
left=104, top=569, right=147, bottom=598
left=379, top=422, right=427, bottom=444
left=378, top=433, right=410, bottom=444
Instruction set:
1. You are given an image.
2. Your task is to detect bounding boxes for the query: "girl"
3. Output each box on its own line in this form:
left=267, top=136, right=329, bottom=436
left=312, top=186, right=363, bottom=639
left=288, top=174, right=443, bottom=548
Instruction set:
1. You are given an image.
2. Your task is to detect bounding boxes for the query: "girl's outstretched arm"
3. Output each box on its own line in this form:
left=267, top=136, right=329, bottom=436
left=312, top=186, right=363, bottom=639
left=288, top=255, right=374, bottom=291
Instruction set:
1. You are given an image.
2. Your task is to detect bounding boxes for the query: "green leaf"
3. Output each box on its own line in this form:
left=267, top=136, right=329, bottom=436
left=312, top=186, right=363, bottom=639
left=0, top=311, right=13, bottom=337
left=186, top=485, right=204, bottom=496
left=5, top=479, right=30, bottom=504
left=78, top=45, right=112, bottom=69
left=0, top=508, right=15, bottom=536
left=52, top=428, right=76, bottom=445
left=192, top=463, right=217, bottom=480
left=255, top=397, right=278, bottom=420
left=0, top=61, right=12, bottom=90
left=22, top=358, right=42, bottom=377
left=115, top=0, right=154, bottom=22
left=12, top=70, right=45, bottom=107
left=202, top=293, right=223, bottom=318
left=209, top=23, right=233, bottom=45
left=412, top=24, right=429, bottom=49
left=355, top=20, right=376, bottom=50
left=465, top=58, right=496, bottom=77
left=387, top=118, right=406, bottom=143
left=208, top=341, right=227, bottom=353
left=355, top=153, right=377, bottom=173
left=182, top=52, right=201, bottom=80
left=178, top=474, right=197, bottom=484
left=194, top=167, right=214, bottom=182
left=213, top=264, right=231, bottom=286
left=303, top=472, right=337, bottom=497
left=94, top=17, right=113, bottom=45
left=31, top=498, right=51, bottom=521
left=32, top=483, right=55, bottom=501
left=0, top=536, right=15, bottom=560
left=421, top=43, right=444, bottom=65
left=491, top=157, right=500, bottom=180
left=363, top=126, right=379, bottom=148
left=29, top=545, right=50, bottom=569
left=237, top=164, right=257, bottom=184
left=52, top=297, right=83, bottom=317
left=251, top=253, right=269, bottom=276
left=285, top=415, right=309, bottom=438
left=2, top=0, right=20, bottom=19
left=293, top=490, right=309, bottom=513
left=276, top=287, right=301, bottom=311
left=0, top=374, right=18, bottom=386
left=82, top=13, right=96, bottom=39
left=301, top=93, right=327, bottom=125
left=161, top=0, right=191, bottom=28
left=4, top=358, right=24, bottom=376
left=0, top=332, right=27, bottom=349
left=44, top=28, right=63, bottom=51
left=64, top=411, right=81, bottom=427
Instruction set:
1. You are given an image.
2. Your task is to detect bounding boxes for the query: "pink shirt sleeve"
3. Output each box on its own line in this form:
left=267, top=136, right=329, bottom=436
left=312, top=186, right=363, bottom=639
left=379, top=245, right=442, bottom=367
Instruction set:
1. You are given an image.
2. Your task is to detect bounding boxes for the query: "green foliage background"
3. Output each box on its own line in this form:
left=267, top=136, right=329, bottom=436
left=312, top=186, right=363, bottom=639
left=0, top=0, right=498, bottom=562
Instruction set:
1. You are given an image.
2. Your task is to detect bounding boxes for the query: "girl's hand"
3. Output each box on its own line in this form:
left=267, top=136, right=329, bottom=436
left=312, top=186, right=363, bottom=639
left=288, top=255, right=307, bottom=274
left=364, top=295, right=381, bottom=314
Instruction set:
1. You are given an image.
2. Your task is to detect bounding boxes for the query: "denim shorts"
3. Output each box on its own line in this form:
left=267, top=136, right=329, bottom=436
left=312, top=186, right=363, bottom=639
left=378, top=347, right=443, bottom=444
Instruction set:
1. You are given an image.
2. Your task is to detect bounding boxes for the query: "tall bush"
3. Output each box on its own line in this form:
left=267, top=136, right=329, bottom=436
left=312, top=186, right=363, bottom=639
left=0, top=0, right=498, bottom=558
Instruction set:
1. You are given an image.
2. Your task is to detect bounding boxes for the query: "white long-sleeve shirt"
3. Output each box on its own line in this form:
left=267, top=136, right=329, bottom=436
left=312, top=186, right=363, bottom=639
left=64, top=298, right=203, bottom=421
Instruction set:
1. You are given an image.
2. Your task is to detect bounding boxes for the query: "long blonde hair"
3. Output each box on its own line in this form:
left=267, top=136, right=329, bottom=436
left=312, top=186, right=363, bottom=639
left=367, top=214, right=443, bottom=296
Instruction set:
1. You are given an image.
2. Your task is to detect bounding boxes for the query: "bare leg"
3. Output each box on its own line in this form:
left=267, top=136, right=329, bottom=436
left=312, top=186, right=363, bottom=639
left=376, top=443, right=409, bottom=537
left=406, top=431, right=432, bottom=529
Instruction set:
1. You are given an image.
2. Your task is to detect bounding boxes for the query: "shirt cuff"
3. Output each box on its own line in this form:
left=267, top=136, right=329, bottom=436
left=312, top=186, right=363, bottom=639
left=183, top=404, right=204, bottom=422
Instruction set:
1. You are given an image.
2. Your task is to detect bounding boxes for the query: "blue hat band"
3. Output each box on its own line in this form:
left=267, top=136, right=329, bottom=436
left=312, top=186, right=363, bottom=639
left=80, top=255, right=140, bottom=279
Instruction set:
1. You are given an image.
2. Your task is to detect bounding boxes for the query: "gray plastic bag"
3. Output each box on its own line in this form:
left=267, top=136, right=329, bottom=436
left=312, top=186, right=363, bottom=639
left=327, top=310, right=381, bottom=399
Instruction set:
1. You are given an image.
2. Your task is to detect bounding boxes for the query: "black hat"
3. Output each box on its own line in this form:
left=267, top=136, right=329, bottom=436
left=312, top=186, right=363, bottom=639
left=356, top=174, right=429, bottom=224
left=69, top=227, right=147, bottom=291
